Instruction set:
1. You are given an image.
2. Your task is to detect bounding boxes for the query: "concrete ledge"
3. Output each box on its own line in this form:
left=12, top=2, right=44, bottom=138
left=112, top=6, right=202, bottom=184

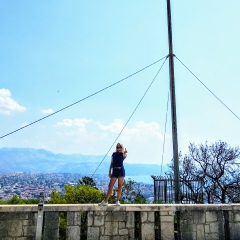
left=0, top=205, right=38, bottom=212
left=0, top=204, right=240, bottom=212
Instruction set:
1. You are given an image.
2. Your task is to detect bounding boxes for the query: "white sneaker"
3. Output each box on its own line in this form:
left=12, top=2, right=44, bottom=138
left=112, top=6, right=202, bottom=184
left=116, top=200, right=120, bottom=206
left=98, top=200, right=108, bottom=206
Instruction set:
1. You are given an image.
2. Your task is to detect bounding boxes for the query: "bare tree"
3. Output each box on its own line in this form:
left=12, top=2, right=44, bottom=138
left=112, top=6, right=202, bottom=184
left=178, top=141, right=240, bottom=203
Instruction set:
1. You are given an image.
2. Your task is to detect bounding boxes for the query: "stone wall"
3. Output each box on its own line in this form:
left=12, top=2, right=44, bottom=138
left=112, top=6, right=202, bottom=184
left=0, top=204, right=240, bottom=239
left=0, top=205, right=38, bottom=240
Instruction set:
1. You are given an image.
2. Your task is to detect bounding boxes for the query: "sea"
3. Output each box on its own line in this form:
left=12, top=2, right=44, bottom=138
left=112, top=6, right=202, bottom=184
left=125, top=175, right=154, bottom=185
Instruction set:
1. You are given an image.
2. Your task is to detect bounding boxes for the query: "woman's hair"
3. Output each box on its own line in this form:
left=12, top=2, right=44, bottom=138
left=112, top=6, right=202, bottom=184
left=116, top=143, right=124, bottom=153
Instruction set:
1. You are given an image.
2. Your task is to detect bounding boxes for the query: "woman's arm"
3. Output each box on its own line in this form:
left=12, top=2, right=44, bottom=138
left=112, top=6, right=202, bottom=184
left=108, top=157, right=113, bottom=178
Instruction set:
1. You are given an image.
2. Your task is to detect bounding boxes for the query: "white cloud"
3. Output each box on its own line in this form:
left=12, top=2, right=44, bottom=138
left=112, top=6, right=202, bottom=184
left=97, top=119, right=124, bottom=132
left=41, top=109, right=54, bottom=114
left=0, top=88, right=26, bottom=115
left=55, top=118, right=92, bottom=128
left=52, top=118, right=172, bottom=164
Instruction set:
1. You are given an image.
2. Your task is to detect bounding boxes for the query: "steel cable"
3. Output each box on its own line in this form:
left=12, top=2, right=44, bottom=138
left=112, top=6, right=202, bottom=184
left=175, top=55, right=240, bottom=122
left=91, top=56, right=168, bottom=177
left=0, top=55, right=167, bottom=139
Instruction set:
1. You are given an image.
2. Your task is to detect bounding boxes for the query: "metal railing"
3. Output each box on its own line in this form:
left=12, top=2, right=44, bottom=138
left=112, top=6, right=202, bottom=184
left=151, top=175, right=204, bottom=204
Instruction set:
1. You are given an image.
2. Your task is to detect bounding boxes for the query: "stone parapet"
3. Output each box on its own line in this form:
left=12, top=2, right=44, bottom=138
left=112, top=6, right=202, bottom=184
left=0, top=204, right=240, bottom=239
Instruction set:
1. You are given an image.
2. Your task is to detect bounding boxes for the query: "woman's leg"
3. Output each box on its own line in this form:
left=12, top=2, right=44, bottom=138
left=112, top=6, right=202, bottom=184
left=105, top=177, right=117, bottom=202
left=117, top=177, right=124, bottom=201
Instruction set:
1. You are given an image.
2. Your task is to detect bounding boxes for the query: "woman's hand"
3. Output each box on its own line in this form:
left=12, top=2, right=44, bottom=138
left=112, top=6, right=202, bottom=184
left=123, top=148, right=127, bottom=159
left=108, top=172, right=111, bottom=178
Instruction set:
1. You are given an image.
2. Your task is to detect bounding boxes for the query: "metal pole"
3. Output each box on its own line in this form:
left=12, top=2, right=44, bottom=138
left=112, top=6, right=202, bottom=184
left=166, top=0, right=180, bottom=204
left=35, top=192, right=44, bottom=240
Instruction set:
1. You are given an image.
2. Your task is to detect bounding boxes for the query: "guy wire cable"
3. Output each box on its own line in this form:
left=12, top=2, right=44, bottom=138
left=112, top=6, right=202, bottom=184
left=0, top=55, right=168, bottom=140
left=91, top=56, right=168, bottom=177
left=161, top=90, right=170, bottom=173
left=175, top=55, right=240, bottom=122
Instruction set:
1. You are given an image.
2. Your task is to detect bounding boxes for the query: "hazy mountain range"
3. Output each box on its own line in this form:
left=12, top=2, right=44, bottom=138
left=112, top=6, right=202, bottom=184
left=0, top=148, right=169, bottom=176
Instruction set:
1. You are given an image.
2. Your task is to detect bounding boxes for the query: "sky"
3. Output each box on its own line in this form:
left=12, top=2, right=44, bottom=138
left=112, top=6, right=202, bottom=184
left=0, top=1, right=240, bottom=169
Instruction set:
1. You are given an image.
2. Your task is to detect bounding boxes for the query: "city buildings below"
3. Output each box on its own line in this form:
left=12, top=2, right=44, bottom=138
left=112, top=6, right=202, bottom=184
left=0, top=172, right=154, bottom=202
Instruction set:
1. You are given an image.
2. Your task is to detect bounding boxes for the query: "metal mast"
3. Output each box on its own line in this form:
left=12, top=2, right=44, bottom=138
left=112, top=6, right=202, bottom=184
left=166, top=0, right=180, bottom=203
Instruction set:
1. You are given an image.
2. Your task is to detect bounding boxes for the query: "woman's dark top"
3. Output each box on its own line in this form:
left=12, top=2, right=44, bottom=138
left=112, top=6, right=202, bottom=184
left=112, top=152, right=124, bottom=168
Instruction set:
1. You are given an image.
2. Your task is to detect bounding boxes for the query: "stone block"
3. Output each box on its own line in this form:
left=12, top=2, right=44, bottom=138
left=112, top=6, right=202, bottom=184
left=104, top=222, right=112, bottom=235
left=129, top=228, right=135, bottom=239
left=112, top=236, right=128, bottom=240
left=66, top=226, right=80, bottom=240
left=112, top=222, right=118, bottom=235
left=160, top=211, right=169, bottom=216
left=44, top=228, right=59, bottom=240
left=119, top=222, right=126, bottom=229
left=209, top=222, right=219, bottom=233
left=147, top=212, right=154, bottom=222
left=0, top=222, right=8, bottom=237
left=230, top=223, right=240, bottom=240
left=14, top=213, right=29, bottom=220
left=112, top=212, right=126, bottom=222
left=29, top=212, right=37, bottom=225
left=206, top=211, right=218, bottom=222
left=87, top=226, right=99, bottom=240
left=12, top=213, right=29, bottom=220
left=161, top=215, right=173, bottom=222
left=33, top=212, right=38, bottom=225
left=96, top=211, right=105, bottom=216
left=8, top=220, right=23, bottom=237
left=105, top=212, right=113, bottom=221
left=180, top=219, right=191, bottom=232
left=233, top=212, right=240, bottom=222
left=100, top=226, right=105, bottom=235
left=141, top=223, right=155, bottom=240
left=119, top=228, right=128, bottom=235
left=94, top=215, right=104, bottom=226
left=181, top=232, right=196, bottom=240
left=0, top=213, right=6, bottom=221
left=23, top=226, right=36, bottom=236
left=205, top=233, right=219, bottom=240
left=87, top=212, right=94, bottom=226
left=103, top=221, right=117, bottom=235
left=196, top=225, right=205, bottom=239
left=205, top=224, right=210, bottom=233
left=22, top=213, right=37, bottom=226
left=193, top=211, right=205, bottom=224
left=180, top=211, right=192, bottom=221
left=43, top=212, right=59, bottom=240
left=126, top=212, right=134, bottom=228
left=168, top=210, right=174, bottom=215
left=44, top=212, right=59, bottom=229
left=73, top=212, right=81, bottom=225
left=100, top=237, right=110, bottom=240
left=161, top=222, right=174, bottom=240
left=23, top=220, right=31, bottom=226
left=228, top=211, right=234, bottom=222
left=181, top=221, right=196, bottom=233
left=16, top=238, right=32, bottom=240
left=67, top=212, right=74, bottom=226
left=191, top=224, right=197, bottom=232
left=141, top=212, right=147, bottom=223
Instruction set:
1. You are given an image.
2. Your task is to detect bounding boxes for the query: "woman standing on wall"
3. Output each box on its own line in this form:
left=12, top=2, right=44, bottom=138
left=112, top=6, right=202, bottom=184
left=98, top=143, right=127, bottom=206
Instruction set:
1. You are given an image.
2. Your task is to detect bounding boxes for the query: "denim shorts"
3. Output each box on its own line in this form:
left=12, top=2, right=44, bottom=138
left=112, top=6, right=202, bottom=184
left=111, top=167, right=125, bottom=178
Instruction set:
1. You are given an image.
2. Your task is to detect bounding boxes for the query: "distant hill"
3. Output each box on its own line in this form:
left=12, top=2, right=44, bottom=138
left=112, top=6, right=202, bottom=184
left=0, top=148, right=169, bottom=175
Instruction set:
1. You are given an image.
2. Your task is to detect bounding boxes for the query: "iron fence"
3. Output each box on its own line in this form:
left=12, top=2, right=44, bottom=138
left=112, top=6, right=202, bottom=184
left=151, top=175, right=204, bottom=204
